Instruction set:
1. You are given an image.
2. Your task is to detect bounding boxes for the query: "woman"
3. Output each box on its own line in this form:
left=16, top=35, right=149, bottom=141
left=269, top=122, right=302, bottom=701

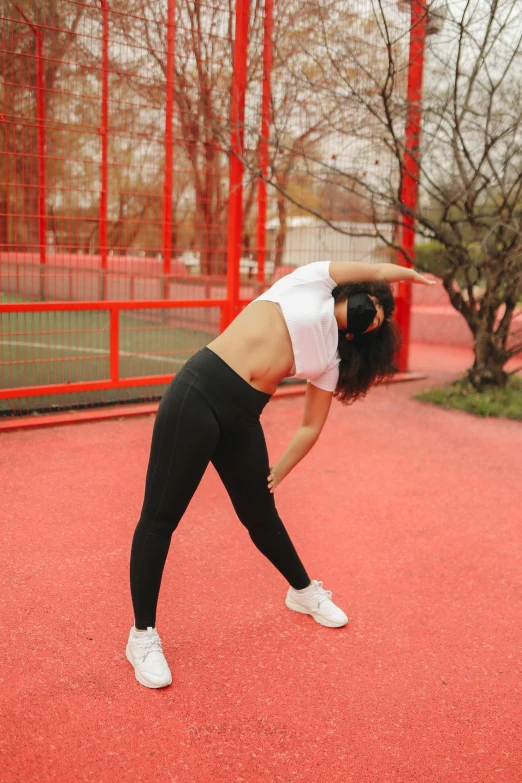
left=126, top=259, right=434, bottom=688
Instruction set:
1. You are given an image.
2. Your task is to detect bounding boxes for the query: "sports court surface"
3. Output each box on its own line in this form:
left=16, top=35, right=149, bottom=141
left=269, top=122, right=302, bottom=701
left=1, top=345, right=521, bottom=783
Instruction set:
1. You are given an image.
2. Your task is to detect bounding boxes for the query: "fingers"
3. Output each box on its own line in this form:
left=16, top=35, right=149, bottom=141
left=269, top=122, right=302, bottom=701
left=413, top=272, right=436, bottom=285
left=267, top=469, right=278, bottom=493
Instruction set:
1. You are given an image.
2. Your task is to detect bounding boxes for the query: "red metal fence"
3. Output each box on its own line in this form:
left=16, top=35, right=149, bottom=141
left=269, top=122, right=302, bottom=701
left=0, top=0, right=426, bottom=418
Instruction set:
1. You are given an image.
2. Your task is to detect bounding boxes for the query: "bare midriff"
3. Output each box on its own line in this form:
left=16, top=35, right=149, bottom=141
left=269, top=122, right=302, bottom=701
left=206, top=300, right=296, bottom=395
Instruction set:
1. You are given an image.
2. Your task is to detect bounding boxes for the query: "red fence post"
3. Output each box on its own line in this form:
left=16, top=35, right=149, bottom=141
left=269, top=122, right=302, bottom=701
left=109, top=305, right=119, bottom=381
left=2, top=114, right=9, bottom=251
left=256, top=0, right=273, bottom=285
left=222, top=0, right=250, bottom=331
left=162, top=0, right=176, bottom=302
left=98, top=0, right=109, bottom=301
left=35, top=25, right=47, bottom=300
left=15, top=6, right=47, bottom=299
left=396, top=0, right=428, bottom=372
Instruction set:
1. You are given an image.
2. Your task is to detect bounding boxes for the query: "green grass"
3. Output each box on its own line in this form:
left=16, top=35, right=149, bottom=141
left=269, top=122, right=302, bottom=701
left=415, top=375, right=522, bottom=420
left=1, top=291, right=30, bottom=303
left=0, top=299, right=219, bottom=415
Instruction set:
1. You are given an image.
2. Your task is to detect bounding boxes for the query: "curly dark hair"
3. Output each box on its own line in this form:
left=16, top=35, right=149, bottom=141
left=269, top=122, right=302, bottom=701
left=332, top=280, right=402, bottom=405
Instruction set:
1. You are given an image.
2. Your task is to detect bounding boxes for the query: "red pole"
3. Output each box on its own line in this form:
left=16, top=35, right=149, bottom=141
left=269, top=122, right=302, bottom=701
left=396, top=0, right=428, bottom=372
left=98, top=0, right=109, bottom=300
left=16, top=6, right=47, bottom=298
left=2, top=117, right=9, bottom=251
left=109, top=305, right=119, bottom=382
left=35, top=29, right=47, bottom=299
left=256, top=0, right=273, bottom=285
left=163, top=0, right=176, bottom=301
left=222, top=0, right=250, bottom=332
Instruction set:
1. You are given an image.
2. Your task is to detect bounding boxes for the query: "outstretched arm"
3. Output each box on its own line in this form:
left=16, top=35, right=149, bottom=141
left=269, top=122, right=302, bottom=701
left=267, top=383, right=333, bottom=493
left=328, top=261, right=435, bottom=286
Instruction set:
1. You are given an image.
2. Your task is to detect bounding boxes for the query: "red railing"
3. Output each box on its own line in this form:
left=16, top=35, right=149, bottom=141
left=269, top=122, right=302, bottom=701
left=0, top=298, right=236, bottom=400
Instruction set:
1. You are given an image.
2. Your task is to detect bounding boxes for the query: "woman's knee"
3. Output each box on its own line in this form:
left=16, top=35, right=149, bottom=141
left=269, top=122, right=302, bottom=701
left=139, top=511, right=180, bottom=541
left=237, top=504, right=281, bottom=535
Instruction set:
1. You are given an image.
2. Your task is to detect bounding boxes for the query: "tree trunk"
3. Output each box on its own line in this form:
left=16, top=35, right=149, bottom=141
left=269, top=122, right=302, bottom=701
left=0, top=192, right=8, bottom=250
left=274, top=195, right=287, bottom=269
left=21, top=178, right=41, bottom=254
left=198, top=209, right=218, bottom=276
left=468, top=330, right=508, bottom=389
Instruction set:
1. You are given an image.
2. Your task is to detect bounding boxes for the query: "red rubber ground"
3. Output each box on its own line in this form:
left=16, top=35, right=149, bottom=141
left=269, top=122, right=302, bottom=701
left=1, top=344, right=521, bottom=782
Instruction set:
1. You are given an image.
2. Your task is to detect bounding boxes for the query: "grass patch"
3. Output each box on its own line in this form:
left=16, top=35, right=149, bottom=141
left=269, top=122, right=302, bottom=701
left=0, top=302, right=218, bottom=414
left=415, top=375, right=522, bottom=420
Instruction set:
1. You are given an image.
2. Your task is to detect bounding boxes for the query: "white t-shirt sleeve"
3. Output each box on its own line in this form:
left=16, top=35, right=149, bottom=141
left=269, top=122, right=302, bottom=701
left=290, top=261, right=338, bottom=292
left=307, top=358, right=340, bottom=393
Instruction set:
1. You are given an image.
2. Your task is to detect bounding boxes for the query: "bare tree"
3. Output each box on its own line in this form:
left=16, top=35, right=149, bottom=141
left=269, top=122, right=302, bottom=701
left=242, top=0, right=345, bottom=268
left=239, top=0, right=522, bottom=388
left=0, top=0, right=85, bottom=252
left=111, top=0, right=234, bottom=275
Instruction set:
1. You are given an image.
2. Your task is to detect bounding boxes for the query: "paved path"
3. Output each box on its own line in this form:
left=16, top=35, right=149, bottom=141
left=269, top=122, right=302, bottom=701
left=1, top=356, right=521, bottom=782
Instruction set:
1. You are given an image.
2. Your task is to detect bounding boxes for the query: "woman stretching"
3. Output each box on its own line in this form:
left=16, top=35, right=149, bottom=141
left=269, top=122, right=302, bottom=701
left=127, top=260, right=434, bottom=688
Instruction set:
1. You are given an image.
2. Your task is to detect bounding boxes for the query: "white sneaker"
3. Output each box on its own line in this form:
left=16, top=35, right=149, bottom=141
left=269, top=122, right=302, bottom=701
left=126, top=626, right=173, bottom=689
left=285, top=580, right=349, bottom=628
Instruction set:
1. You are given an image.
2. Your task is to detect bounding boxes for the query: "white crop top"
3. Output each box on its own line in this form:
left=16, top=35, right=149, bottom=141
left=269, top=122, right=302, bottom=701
left=249, top=261, right=340, bottom=392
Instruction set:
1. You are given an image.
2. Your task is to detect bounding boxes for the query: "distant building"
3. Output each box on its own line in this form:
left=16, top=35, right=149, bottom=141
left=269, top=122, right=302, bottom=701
left=265, top=217, right=393, bottom=267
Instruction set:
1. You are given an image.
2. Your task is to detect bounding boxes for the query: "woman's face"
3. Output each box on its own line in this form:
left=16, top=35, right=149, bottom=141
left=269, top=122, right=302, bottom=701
left=365, top=295, right=385, bottom=333
left=344, top=295, right=384, bottom=340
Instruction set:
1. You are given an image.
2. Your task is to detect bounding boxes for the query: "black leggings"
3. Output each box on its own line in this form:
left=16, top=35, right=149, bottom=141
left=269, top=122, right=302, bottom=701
left=130, top=346, right=311, bottom=629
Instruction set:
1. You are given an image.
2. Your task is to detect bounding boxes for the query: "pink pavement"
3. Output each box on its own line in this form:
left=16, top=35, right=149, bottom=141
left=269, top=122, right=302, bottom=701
left=1, top=345, right=521, bottom=782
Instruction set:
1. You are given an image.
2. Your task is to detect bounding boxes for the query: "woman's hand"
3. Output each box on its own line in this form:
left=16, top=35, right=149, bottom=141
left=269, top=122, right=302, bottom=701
left=410, top=269, right=436, bottom=285
left=267, top=466, right=280, bottom=493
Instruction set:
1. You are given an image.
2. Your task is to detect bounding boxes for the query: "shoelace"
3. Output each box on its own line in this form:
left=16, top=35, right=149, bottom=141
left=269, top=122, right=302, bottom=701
left=313, top=580, right=333, bottom=605
left=133, top=635, right=163, bottom=663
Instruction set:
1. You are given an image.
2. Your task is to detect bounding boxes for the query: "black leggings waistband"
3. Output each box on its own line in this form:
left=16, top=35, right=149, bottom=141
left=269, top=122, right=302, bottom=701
left=180, top=346, right=272, bottom=418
